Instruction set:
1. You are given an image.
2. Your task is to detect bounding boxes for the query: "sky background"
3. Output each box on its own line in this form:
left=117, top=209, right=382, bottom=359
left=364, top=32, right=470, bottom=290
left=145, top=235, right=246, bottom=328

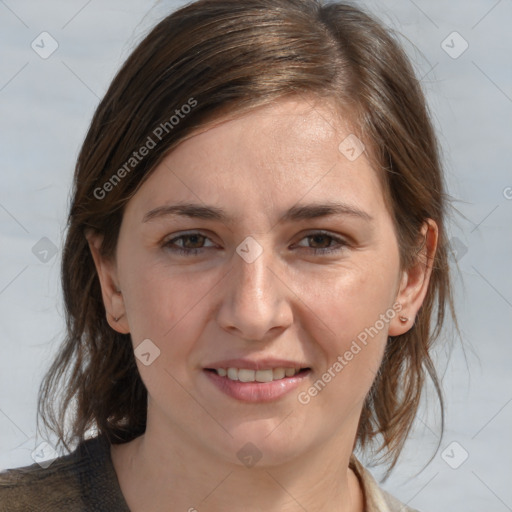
left=0, top=1, right=511, bottom=510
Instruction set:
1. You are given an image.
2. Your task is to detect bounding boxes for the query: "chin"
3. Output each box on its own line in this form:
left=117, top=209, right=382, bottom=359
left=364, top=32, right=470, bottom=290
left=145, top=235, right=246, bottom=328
left=206, top=420, right=311, bottom=468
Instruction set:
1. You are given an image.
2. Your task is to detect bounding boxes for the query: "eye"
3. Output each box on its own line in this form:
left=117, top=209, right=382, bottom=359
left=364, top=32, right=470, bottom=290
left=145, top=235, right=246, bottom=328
left=294, top=231, right=348, bottom=254
left=162, top=230, right=348, bottom=257
left=163, top=232, right=217, bottom=255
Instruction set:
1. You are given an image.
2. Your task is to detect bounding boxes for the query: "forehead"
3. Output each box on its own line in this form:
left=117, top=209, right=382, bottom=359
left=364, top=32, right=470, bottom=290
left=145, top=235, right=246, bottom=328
left=185, top=96, right=353, bottom=167
left=127, top=96, right=387, bottom=222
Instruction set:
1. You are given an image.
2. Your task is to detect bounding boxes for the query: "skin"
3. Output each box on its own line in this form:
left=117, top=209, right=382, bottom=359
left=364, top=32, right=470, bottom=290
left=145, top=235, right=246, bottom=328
left=87, top=96, right=437, bottom=512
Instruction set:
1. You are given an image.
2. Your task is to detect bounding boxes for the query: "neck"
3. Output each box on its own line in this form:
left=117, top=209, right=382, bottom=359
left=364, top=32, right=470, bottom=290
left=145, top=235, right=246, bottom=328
left=111, top=414, right=364, bottom=512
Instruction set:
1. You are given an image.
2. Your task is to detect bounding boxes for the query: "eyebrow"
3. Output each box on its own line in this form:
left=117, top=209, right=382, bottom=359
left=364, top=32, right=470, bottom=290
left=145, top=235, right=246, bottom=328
left=142, top=201, right=373, bottom=224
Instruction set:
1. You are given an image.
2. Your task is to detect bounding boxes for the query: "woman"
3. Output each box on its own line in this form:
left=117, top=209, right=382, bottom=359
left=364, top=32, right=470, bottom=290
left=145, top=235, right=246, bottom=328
left=0, top=0, right=454, bottom=510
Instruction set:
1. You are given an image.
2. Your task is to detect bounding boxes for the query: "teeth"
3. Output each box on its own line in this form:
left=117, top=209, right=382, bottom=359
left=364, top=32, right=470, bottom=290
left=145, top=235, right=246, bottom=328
left=272, top=367, right=285, bottom=379
left=227, top=367, right=238, bottom=380
left=238, top=369, right=255, bottom=382
left=215, top=367, right=302, bottom=382
left=255, top=369, right=273, bottom=382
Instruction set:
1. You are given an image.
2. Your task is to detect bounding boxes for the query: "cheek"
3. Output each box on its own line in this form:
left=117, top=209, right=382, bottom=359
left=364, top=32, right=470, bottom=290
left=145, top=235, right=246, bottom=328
left=123, top=265, right=216, bottom=414
left=120, top=251, right=220, bottom=365
left=119, top=243, right=189, bottom=330
left=294, top=256, right=399, bottom=405
left=298, top=257, right=399, bottom=343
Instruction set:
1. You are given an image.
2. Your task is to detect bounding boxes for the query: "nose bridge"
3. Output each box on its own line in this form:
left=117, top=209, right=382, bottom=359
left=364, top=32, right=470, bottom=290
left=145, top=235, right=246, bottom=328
left=217, top=240, right=292, bottom=339
left=236, top=248, right=271, bottom=303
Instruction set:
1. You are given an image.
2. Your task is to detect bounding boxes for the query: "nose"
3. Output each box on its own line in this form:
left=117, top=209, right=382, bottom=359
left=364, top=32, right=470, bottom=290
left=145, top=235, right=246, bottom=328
left=216, top=243, right=293, bottom=342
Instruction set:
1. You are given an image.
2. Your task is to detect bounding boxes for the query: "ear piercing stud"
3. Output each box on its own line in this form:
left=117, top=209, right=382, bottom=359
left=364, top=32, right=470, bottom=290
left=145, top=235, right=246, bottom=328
left=399, top=316, right=408, bottom=323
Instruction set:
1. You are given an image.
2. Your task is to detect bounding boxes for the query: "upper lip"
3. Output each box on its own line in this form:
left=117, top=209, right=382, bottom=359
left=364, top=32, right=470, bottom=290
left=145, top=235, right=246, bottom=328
left=204, top=358, right=310, bottom=371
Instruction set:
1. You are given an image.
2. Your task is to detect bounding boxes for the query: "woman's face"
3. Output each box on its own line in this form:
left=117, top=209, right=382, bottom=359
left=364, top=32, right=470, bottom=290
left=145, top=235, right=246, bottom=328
left=91, top=97, right=423, bottom=466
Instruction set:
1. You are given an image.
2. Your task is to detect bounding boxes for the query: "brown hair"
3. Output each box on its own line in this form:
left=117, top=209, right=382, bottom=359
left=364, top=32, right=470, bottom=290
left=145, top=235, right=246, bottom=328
left=38, top=0, right=454, bottom=473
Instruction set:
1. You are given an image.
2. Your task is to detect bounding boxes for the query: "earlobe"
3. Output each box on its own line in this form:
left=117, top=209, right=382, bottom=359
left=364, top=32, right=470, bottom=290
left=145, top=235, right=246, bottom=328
left=85, top=229, right=130, bottom=334
left=109, top=290, right=130, bottom=334
left=388, top=219, right=438, bottom=336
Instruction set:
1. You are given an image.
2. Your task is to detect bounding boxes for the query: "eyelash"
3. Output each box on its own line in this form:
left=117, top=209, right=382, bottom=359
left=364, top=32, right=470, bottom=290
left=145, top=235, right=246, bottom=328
left=162, top=231, right=348, bottom=256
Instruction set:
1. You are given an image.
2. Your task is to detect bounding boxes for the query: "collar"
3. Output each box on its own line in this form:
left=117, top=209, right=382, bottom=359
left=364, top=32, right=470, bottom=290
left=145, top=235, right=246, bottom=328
left=349, top=454, right=415, bottom=512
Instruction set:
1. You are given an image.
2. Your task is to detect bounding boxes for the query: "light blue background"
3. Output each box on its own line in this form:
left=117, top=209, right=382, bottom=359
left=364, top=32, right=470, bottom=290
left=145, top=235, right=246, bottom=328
left=1, top=1, right=511, bottom=510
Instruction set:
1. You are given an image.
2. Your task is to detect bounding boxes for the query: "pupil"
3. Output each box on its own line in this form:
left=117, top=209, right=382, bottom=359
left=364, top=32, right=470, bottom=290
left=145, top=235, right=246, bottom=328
left=185, top=235, right=203, bottom=248
left=311, top=235, right=329, bottom=248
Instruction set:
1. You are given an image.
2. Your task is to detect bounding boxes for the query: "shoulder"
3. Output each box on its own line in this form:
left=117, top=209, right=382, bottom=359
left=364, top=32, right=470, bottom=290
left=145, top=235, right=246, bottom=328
left=0, top=446, right=83, bottom=512
left=0, top=435, right=129, bottom=512
left=350, top=455, right=421, bottom=512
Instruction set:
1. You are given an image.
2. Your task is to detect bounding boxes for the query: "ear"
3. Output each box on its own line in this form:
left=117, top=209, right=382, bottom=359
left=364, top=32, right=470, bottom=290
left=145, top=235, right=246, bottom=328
left=85, top=229, right=130, bottom=334
left=388, top=219, right=438, bottom=336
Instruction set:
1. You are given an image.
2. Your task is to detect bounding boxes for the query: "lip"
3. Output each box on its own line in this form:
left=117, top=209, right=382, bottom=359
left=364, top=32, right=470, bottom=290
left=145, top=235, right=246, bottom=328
left=203, top=367, right=311, bottom=403
left=204, top=358, right=310, bottom=371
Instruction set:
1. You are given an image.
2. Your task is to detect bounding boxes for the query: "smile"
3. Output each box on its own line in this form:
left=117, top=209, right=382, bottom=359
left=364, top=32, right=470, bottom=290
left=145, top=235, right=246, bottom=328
left=211, top=367, right=304, bottom=382
left=204, top=367, right=311, bottom=402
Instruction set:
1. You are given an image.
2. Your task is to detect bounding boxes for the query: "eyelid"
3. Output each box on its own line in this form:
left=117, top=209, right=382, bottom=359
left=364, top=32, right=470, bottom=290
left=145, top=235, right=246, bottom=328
left=295, top=229, right=348, bottom=242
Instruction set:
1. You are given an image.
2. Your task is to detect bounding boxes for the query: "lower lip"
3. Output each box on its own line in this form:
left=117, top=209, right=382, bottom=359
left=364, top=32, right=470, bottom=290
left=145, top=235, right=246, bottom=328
left=204, top=369, right=311, bottom=403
